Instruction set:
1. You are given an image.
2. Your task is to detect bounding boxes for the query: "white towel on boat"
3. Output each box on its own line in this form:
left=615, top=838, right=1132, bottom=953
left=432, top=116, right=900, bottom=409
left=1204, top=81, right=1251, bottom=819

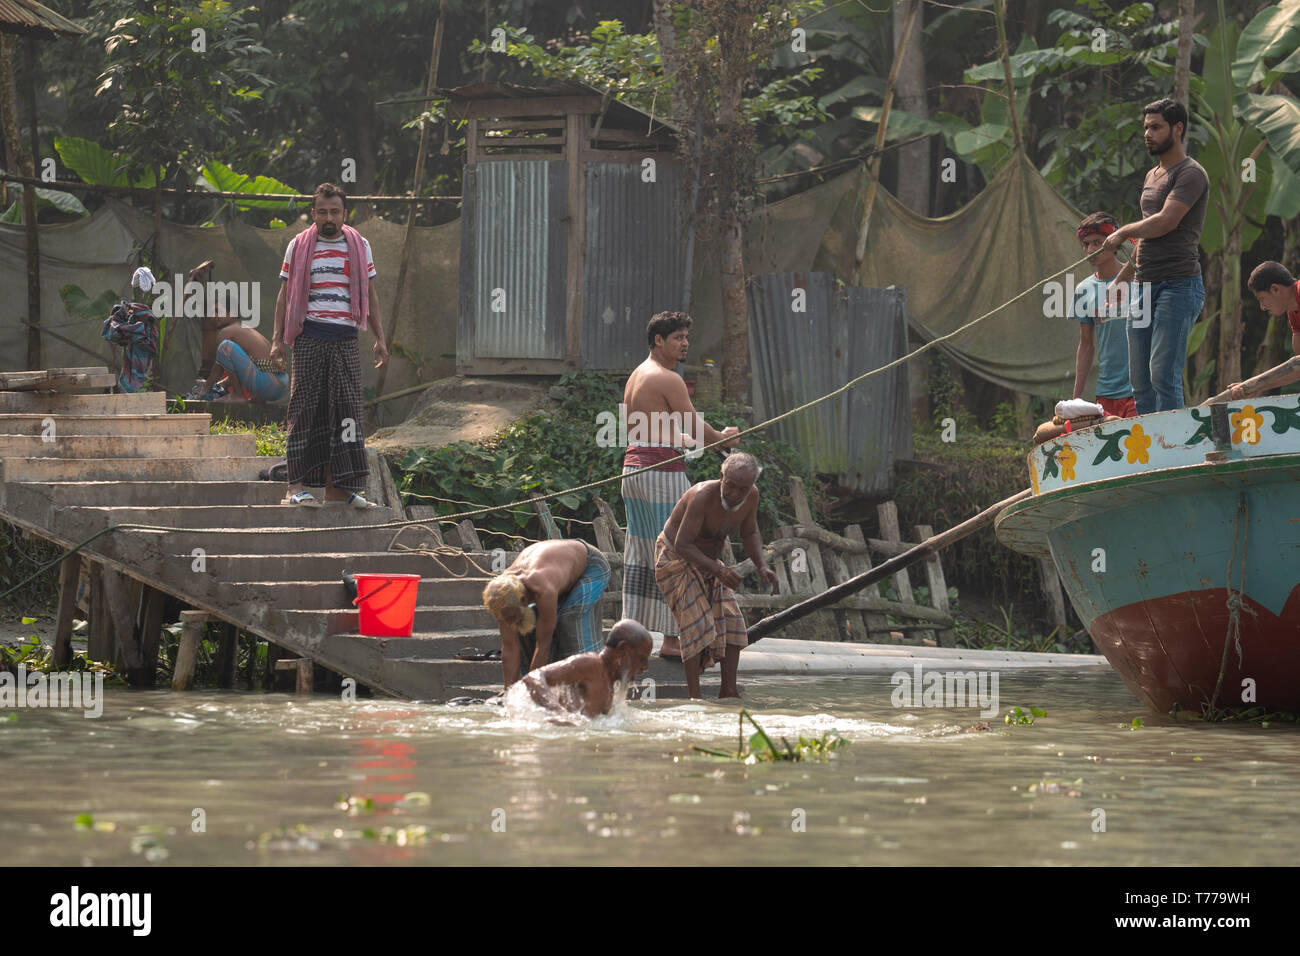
left=1055, top=398, right=1105, bottom=420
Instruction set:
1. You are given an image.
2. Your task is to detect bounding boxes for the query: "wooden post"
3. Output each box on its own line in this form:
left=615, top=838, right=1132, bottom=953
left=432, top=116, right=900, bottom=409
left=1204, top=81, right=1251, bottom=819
left=844, top=524, right=888, bottom=639
left=456, top=519, right=483, bottom=552
left=915, top=524, right=956, bottom=648
left=373, top=0, right=447, bottom=406
left=530, top=494, right=562, bottom=539
left=875, top=501, right=914, bottom=603
left=172, top=610, right=209, bottom=691
left=87, top=564, right=111, bottom=662
left=404, top=505, right=446, bottom=547
left=593, top=497, right=625, bottom=550
left=216, top=622, right=238, bottom=689
left=592, top=516, right=617, bottom=555
left=52, top=555, right=80, bottom=669
left=137, top=585, right=167, bottom=686
left=819, top=544, right=865, bottom=641
left=275, top=658, right=315, bottom=694
left=243, top=633, right=259, bottom=689
left=265, top=641, right=285, bottom=690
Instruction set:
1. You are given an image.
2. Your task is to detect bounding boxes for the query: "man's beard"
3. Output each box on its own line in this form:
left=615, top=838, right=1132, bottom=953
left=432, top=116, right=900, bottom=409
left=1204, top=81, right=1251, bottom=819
left=320, top=223, right=339, bottom=236
left=720, top=485, right=744, bottom=512
left=516, top=603, right=537, bottom=637
left=1146, top=133, right=1173, bottom=155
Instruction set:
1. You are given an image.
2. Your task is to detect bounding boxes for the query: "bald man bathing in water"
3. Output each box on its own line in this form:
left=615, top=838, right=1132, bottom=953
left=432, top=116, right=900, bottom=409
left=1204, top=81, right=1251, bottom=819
left=654, top=453, right=779, bottom=699
left=482, top=538, right=611, bottom=689
left=522, top=620, right=653, bottom=719
left=621, top=311, right=739, bottom=661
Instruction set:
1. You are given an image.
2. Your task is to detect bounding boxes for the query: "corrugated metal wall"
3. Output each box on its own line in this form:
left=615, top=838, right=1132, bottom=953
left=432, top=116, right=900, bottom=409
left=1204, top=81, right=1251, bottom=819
left=748, top=272, right=913, bottom=495
left=458, top=161, right=567, bottom=362
left=582, top=161, right=685, bottom=369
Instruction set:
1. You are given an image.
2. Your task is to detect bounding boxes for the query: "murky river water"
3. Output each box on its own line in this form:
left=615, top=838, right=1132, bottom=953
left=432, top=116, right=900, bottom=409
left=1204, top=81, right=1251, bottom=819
left=2, top=667, right=1297, bottom=866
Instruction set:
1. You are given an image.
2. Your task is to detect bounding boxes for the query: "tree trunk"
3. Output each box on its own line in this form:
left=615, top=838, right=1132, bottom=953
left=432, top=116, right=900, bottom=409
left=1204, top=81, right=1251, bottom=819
left=720, top=221, right=749, bottom=403
left=1174, top=0, right=1196, bottom=106
left=893, top=0, right=929, bottom=215
left=1216, top=226, right=1243, bottom=392
left=718, top=41, right=749, bottom=405
left=1193, top=252, right=1220, bottom=397
left=1, top=35, right=39, bottom=369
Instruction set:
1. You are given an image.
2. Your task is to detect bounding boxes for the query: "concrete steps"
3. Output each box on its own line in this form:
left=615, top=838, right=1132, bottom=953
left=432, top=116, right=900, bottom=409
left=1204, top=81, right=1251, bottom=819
left=0, top=374, right=609, bottom=702
left=218, top=577, right=490, bottom=609
left=0, top=413, right=211, bottom=436
left=0, top=457, right=270, bottom=482
left=0, top=433, right=256, bottom=458
left=0, top=391, right=166, bottom=414
left=25, top=480, right=286, bottom=507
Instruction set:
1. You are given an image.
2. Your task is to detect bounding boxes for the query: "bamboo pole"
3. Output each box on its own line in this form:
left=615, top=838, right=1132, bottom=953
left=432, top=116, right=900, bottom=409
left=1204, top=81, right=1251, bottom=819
left=853, top=0, right=920, bottom=270
left=993, top=0, right=1023, bottom=152
left=375, top=0, right=447, bottom=404
left=746, top=488, right=1032, bottom=643
left=0, top=173, right=458, bottom=204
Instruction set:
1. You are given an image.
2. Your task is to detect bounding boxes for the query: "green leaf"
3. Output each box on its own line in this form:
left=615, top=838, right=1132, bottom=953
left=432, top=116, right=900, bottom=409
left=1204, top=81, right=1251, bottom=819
left=54, top=136, right=155, bottom=188
left=74, top=813, right=94, bottom=829
left=1265, top=148, right=1300, bottom=219
left=1231, top=0, right=1300, bottom=89
left=59, top=285, right=122, bottom=321
left=20, top=617, right=36, bottom=625
left=851, top=105, right=943, bottom=142
left=1186, top=317, right=1212, bottom=356
left=197, top=160, right=300, bottom=211
left=1236, top=92, right=1300, bottom=182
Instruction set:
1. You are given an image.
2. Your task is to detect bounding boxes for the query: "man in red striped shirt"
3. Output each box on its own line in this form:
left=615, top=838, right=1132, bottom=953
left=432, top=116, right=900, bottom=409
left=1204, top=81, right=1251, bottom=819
left=271, top=183, right=388, bottom=507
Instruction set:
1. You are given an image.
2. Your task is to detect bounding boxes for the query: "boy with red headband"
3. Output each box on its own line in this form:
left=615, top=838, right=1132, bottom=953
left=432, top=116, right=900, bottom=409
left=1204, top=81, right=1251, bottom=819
left=1070, top=212, right=1138, bottom=418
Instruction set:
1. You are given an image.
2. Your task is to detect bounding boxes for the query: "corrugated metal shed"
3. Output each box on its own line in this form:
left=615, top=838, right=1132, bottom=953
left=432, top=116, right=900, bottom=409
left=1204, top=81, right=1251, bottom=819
left=581, top=162, right=685, bottom=369
left=748, top=272, right=912, bottom=495
left=458, top=161, right=567, bottom=362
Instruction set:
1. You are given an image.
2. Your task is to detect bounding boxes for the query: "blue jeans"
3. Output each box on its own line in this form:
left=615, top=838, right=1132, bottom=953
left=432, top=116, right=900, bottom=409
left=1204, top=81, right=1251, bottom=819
left=1128, top=274, right=1205, bottom=413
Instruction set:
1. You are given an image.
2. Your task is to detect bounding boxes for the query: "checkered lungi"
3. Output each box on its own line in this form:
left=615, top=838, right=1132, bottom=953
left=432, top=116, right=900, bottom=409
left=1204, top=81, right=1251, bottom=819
left=285, top=334, right=369, bottom=492
left=653, top=532, right=746, bottom=666
left=621, top=457, right=690, bottom=636
left=555, top=541, right=611, bottom=655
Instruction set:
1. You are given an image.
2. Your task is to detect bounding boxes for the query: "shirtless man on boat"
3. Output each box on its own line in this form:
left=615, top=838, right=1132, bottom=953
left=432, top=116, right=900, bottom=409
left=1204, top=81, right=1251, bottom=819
left=521, top=619, right=653, bottom=719
left=654, top=453, right=779, bottom=699
left=620, top=311, right=739, bottom=661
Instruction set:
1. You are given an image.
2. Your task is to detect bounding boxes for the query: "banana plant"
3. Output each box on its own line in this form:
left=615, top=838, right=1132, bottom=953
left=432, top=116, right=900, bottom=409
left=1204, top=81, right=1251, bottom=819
left=1192, top=0, right=1300, bottom=391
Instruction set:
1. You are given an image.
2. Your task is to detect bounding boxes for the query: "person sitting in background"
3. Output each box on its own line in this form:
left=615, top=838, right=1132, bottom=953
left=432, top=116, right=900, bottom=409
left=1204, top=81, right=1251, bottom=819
left=1217, top=261, right=1300, bottom=401
left=521, top=620, right=653, bottom=719
left=182, top=260, right=288, bottom=403
left=482, top=538, right=611, bottom=689
left=186, top=322, right=288, bottom=403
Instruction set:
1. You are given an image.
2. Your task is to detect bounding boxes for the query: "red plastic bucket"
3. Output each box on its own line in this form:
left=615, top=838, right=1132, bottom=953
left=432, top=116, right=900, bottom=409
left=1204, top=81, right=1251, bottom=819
left=353, top=573, right=421, bottom=637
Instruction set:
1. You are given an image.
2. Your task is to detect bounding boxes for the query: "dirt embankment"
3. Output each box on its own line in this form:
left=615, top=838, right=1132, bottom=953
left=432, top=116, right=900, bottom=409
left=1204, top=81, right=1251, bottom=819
left=366, top=376, right=554, bottom=459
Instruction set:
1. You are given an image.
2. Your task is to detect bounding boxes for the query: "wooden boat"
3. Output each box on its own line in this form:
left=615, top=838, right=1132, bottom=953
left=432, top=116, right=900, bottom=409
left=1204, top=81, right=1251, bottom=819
left=995, top=395, right=1300, bottom=713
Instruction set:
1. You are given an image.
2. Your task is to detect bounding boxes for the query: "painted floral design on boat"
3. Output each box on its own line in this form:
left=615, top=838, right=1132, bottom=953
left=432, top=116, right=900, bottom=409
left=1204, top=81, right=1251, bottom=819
left=1123, top=424, right=1150, bottom=464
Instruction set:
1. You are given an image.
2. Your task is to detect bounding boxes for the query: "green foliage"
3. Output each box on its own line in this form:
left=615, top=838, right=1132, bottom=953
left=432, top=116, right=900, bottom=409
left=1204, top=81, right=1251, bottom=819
left=54, top=136, right=156, bottom=188
left=0, top=183, right=89, bottom=222
left=207, top=419, right=287, bottom=458
left=690, top=709, right=847, bottom=762
left=894, top=429, right=1044, bottom=614
left=196, top=159, right=302, bottom=224
left=395, top=371, right=819, bottom=548
left=59, top=285, right=122, bottom=321
left=88, top=0, right=271, bottom=189
left=1004, top=705, right=1045, bottom=726
left=0, top=523, right=64, bottom=613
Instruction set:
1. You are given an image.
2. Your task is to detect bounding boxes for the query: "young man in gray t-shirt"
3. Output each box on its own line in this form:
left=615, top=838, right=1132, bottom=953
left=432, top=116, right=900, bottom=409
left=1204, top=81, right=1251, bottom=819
left=1101, top=97, right=1208, bottom=413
